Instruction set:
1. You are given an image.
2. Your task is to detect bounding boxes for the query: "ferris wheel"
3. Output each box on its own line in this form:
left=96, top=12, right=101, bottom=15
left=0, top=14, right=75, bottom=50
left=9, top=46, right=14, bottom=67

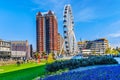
left=63, top=4, right=78, bottom=55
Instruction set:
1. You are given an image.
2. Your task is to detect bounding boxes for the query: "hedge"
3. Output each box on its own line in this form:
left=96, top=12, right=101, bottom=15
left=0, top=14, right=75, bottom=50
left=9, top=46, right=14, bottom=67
left=46, top=56, right=118, bottom=72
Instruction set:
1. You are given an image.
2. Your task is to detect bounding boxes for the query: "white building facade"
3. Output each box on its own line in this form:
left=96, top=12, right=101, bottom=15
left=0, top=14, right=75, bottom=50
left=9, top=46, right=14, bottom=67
left=11, top=40, right=29, bottom=60
left=0, top=39, right=11, bottom=59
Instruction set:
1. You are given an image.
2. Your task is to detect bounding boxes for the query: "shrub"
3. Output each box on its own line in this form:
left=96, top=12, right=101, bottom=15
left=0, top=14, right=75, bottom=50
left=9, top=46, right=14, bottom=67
left=45, top=56, right=118, bottom=72
left=47, top=53, right=55, bottom=63
left=88, top=56, right=118, bottom=65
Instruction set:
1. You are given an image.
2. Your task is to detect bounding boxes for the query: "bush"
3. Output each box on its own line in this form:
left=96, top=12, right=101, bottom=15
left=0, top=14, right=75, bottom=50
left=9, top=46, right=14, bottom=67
left=88, top=56, right=118, bottom=65
left=46, top=56, right=118, bottom=72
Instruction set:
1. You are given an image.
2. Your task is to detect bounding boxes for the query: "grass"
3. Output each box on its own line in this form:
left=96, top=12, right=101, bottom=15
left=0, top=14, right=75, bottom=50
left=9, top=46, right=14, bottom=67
left=0, top=60, right=47, bottom=80
left=0, top=65, right=46, bottom=80
left=0, top=60, right=47, bottom=74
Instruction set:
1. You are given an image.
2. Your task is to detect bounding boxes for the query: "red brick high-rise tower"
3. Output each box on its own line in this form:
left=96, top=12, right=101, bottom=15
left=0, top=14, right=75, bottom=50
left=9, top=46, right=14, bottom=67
left=36, top=10, right=58, bottom=54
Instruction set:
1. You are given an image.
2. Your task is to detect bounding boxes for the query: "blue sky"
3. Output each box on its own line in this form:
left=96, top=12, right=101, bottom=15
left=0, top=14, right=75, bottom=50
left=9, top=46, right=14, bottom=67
left=0, top=0, right=120, bottom=49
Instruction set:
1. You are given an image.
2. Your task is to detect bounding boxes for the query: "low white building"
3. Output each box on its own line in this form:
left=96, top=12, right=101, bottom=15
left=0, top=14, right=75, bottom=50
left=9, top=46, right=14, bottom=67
left=0, top=39, right=11, bottom=59
left=82, top=49, right=91, bottom=54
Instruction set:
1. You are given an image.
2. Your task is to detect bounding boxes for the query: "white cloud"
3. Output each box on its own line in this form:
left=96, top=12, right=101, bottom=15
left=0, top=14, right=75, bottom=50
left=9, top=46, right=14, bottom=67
left=106, top=20, right=120, bottom=48
left=32, top=0, right=98, bottom=22
left=109, top=33, right=120, bottom=38
left=74, top=7, right=97, bottom=22
left=110, top=20, right=120, bottom=27
left=106, top=20, right=120, bottom=38
left=31, top=7, right=40, bottom=11
left=32, top=0, right=68, bottom=21
left=32, top=0, right=67, bottom=10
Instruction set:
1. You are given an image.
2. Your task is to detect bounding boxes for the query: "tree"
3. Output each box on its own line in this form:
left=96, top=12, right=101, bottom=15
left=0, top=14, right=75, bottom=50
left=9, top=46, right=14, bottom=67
left=112, top=49, right=119, bottom=55
left=41, top=51, right=46, bottom=59
left=116, top=47, right=120, bottom=53
left=34, top=52, right=38, bottom=59
left=47, top=53, right=55, bottom=63
left=105, top=48, right=119, bottom=56
left=105, top=48, right=111, bottom=54
left=34, top=52, right=40, bottom=63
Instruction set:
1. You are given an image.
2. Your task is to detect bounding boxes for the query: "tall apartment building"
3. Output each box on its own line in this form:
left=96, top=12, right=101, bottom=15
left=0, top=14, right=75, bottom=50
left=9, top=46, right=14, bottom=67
left=11, top=40, right=29, bottom=59
left=0, top=39, right=11, bottom=59
left=36, top=10, right=58, bottom=54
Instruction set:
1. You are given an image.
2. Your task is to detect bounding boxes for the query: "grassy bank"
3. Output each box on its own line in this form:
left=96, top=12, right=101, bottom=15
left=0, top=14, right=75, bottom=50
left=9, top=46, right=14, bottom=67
left=0, top=62, right=45, bottom=74
left=0, top=64, right=46, bottom=80
left=0, top=60, right=47, bottom=80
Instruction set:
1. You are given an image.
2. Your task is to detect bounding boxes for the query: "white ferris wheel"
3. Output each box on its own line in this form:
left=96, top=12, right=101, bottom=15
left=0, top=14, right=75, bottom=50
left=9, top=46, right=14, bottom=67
left=63, top=4, right=78, bottom=55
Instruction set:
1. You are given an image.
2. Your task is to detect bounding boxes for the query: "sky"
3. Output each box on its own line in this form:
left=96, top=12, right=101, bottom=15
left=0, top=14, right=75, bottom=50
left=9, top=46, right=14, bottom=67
left=0, top=0, right=120, bottom=50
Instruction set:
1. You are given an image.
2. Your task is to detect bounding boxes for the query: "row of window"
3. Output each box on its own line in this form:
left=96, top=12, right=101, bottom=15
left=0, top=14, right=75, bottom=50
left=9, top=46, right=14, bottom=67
left=0, top=42, right=10, bottom=46
left=0, top=47, right=10, bottom=51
